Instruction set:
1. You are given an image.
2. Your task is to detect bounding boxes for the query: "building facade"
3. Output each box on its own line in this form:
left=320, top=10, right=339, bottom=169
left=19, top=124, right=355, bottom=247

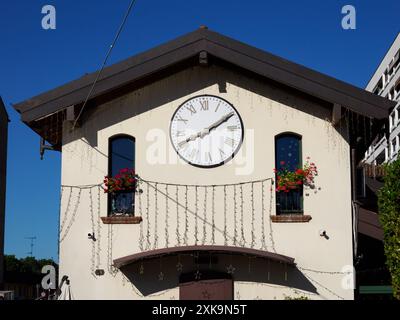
left=364, top=33, right=400, bottom=165
left=13, top=28, right=394, bottom=300
left=0, top=97, right=9, bottom=290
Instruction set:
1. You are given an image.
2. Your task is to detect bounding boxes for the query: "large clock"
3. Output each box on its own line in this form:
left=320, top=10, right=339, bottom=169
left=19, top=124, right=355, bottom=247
left=170, top=95, right=244, bottom=168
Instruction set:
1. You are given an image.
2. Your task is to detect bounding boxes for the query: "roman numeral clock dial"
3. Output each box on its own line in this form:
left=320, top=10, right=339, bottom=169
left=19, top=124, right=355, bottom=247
left=170, top=95, right=244, bottom=167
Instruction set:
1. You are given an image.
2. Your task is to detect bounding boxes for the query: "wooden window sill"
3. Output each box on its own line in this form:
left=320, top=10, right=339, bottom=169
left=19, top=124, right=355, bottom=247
left=271, top=215, right=312, bottom=223
left=101, top=216, right=143, bottom=224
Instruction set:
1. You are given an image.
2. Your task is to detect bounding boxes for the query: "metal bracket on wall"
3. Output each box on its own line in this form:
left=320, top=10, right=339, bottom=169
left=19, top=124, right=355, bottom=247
left=40, top=137, right=56, bottom=160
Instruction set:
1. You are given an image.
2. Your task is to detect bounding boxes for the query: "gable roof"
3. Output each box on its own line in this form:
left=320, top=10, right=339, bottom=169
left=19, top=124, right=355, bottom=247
left=13, top=27, right=395, bottom=136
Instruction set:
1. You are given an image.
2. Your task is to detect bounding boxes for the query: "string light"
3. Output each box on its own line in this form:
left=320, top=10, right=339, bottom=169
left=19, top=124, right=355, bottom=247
left=165, top=184, right=169, bottom=248
left=226, top=264, right=236, bottom=275
left=176, top=255, right=183, bottom=272
left=96, top=186, right=102, bottom=269
left=137, top=176, right=272, bottom=249
left=268, top=180, right=276, bottom=253
left=153, top=182, right=159, bottom=249
left=298, top=266, right=352, bottom=275
left=89, top=187, right=96, bottom=277
left=240, top=183, right=245, bottom=247
left=284, top=263, right=288, bottom=281
left=211, top=186, right=215, bottom=245
left=107, top=224, right=118, bottom=276
left=223, top=185, right=227, bottom=246
left=139, top=263, right=144, bottom=275
left=184, top=185, right=189, bottom=246
left=202, top=186, right=207, bottom=245
left=251, top=182, right=256, bottom=248
left=60, top=188, right=81, bottom=243
left=194, top=270, right=202, bottom=280
left=145, top=182, right=151, bottom=251
left=175, top=185, right=180, bottom=246
left=233, top=185, right=238, bottom=246
left=158, top=257, right=164, bottom=281
left=301, top=272, right=345, bottom=300
left=260, top=181, right=267, bottom=250
left=59, top=187, right=72, bottom=234
left=194, top=186, right=199, bottom=245
left=58, top=176, right=352, bottom=300
left=138, top=180, right=144, bottom=251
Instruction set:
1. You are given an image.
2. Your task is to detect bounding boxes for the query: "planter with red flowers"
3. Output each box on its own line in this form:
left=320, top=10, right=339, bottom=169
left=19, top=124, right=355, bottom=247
left=274, top=158, right=318, bottom=193
left=103, top=168, right=138, bottom=194
left=103, top=168, right=141, bottom=220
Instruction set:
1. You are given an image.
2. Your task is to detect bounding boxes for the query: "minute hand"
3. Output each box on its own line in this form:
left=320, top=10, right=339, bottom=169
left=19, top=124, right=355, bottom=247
left=206, top=111, right=235, bottom=132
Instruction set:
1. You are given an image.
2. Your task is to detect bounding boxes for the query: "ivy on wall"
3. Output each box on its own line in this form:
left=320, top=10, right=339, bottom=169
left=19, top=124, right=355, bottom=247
left=378, top=158, right=400, bottom=300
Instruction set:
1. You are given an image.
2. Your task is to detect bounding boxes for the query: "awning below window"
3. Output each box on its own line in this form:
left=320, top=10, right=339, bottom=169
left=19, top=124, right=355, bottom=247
left=113, top=245, right=295, bottom=268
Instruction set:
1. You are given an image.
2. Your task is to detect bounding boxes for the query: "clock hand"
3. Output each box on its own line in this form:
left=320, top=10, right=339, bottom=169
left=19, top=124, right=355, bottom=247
left=177, top=112, right=235, bottom=147
left=206, top=112, right=234, bottom=132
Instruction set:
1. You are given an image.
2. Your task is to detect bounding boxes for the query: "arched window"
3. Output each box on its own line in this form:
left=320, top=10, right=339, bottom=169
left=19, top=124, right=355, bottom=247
left=275, top=133, right=303, bottom=214
left=108, top=135, right=135, bottom=216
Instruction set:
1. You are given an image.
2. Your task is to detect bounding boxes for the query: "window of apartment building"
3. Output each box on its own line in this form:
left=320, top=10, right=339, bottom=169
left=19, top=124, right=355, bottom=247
left=389, top=113, right=395, bottom=132
left=391, top=138, right=397, bottom=157
left=373, top=78, right=383, bottom=95
left=395, top=80, right=400, bottom=101
left=108, top=135, right=136, bottom=216
left=275, top=133, right=303, bottom=214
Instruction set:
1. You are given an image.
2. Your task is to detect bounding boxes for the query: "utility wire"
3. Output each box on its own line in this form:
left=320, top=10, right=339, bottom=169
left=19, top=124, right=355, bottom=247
left=72, top=0, right=137, bottom=130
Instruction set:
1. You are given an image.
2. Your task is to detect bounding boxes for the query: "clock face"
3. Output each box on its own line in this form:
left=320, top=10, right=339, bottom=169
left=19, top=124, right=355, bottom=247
left=170, top=95, right=244, bottom=168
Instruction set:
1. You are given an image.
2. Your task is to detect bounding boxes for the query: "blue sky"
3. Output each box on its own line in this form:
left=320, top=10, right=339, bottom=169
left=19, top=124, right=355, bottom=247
left=0, top=0, right=399, bottom=261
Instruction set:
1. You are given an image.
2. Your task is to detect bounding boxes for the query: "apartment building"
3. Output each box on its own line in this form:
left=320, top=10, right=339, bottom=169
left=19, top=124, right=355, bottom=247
left=364, top=33, right=400, bottom=164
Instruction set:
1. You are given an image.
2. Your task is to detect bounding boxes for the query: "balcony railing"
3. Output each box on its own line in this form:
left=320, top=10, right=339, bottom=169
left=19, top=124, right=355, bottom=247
left=364, top=136, right=388, bottom=163
left=276, top=189, right=303, bottom=214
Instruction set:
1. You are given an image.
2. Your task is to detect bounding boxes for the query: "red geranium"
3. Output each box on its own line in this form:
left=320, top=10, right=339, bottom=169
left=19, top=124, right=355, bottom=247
left=103, top=168, right=137, bottom=193
left=274, top=158, right=318, bottom=192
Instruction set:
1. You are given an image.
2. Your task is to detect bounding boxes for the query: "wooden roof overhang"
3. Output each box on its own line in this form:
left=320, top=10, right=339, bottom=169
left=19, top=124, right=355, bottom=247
left=358, top=207, right=384, bottom=241
left=113, top=245, right=295, bottom=269
left=12, top=27, right=396, bottom=148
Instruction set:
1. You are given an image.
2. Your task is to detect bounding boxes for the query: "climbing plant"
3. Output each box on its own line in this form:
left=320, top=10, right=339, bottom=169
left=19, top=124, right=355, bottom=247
left=377, top=158, right=400, bottom=300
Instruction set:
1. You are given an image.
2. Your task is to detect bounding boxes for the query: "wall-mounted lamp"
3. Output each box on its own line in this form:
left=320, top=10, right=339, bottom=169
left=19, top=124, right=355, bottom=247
left=319, top=230, right=329, bottom=239
left=88, top=233, right=96, bottom=241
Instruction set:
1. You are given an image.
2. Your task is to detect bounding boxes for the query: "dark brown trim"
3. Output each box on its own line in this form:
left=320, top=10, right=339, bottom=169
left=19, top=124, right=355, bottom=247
left=101, top=216, right=142, bottom=224
left=13, top=28, right=395, bottom=126
left=358, top=207, right=383, bottom=241
left=113, top=245, right=295, bottom=268
left=271, top=215, right=312, bottom=223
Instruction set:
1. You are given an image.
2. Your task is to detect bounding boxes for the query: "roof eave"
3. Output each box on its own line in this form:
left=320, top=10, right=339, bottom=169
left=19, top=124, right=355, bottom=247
left=13, top=28, right=395, bottom=124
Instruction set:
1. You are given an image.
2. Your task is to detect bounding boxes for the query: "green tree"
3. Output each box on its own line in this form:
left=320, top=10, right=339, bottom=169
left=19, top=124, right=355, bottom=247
left=4, top=255, right=58, bottom=274
left=378, top=158, right=400, bottom=300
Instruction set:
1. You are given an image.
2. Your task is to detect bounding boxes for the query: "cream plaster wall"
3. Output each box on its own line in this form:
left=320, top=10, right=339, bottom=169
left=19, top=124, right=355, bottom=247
left=59, top=64, right=353, bottom=300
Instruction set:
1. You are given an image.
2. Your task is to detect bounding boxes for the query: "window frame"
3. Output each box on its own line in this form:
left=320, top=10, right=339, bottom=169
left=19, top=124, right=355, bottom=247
left=274, top=132, right=304, bottom=215
left=107, top=134, right=136, bottom=216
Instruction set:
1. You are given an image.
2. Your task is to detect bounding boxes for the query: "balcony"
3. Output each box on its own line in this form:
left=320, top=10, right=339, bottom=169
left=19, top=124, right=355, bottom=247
left=364, top=136, right=388, bottom=165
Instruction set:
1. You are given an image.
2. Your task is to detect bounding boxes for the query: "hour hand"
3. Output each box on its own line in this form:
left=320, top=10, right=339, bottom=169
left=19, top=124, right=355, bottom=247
left=178, top=130, right=204, bottom=147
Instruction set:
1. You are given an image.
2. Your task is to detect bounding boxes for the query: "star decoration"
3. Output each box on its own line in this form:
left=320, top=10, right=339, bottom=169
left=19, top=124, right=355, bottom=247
left=158, top=271, right=164, bottom=281
left=139, top=264, right=144, bottom=275
left=202, top=290, right=211, bottom=299
left=194, top=270, right=202, bottom=280
left=226, top=264, right=236, bottom=274
left=176, top=262, right=183, bottom=272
